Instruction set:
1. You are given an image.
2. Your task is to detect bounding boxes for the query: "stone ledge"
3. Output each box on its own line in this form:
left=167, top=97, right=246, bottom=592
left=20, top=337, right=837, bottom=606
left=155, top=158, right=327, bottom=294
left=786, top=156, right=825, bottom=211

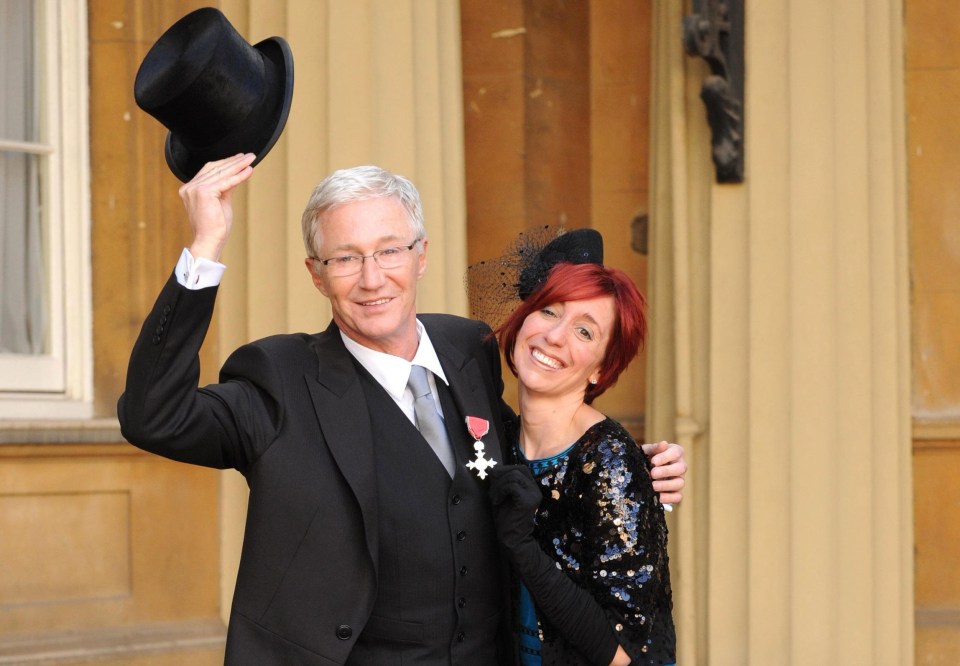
left=916, top=607, right=960, bottom=626
left=0, top=419, right=124, bottom=445
left=913, top=418, right=960, bottom=443
left=0, top=619, right=226, bottom=664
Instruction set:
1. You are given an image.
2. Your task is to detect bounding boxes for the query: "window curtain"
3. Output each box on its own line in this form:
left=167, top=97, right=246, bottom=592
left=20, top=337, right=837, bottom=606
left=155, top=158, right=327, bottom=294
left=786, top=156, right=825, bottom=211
left=0, top=0, right=45, bottom=354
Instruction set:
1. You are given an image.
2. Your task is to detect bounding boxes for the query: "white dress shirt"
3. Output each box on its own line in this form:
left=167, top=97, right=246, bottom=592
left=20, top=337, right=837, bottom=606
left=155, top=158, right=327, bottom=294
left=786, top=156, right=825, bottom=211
left=340, top=321, right=449, bottom=426
left=175, top=248, right=226, bottom=289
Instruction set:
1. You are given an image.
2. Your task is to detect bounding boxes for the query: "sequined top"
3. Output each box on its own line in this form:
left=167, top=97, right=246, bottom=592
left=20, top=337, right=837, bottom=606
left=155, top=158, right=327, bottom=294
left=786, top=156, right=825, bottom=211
left=509, top=417, right=676, bottom=666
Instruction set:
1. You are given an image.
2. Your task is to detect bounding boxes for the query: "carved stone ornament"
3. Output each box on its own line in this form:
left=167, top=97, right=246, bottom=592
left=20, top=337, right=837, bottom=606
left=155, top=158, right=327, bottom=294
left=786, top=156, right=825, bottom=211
left=682, top=0, right=744, bottom=183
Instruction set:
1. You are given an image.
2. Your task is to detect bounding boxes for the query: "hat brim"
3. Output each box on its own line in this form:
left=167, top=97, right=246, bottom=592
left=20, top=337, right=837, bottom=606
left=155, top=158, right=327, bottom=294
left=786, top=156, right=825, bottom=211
left=164, top=36, right=294, bottom=182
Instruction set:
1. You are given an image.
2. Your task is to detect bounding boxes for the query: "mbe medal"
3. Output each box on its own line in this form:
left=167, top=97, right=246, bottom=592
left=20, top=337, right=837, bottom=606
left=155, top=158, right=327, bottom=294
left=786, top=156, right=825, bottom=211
left=465, top=416, right=496, bottom=479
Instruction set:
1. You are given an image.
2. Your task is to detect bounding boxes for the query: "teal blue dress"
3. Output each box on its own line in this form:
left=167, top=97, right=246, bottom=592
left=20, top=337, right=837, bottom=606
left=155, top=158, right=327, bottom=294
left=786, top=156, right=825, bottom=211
left=517, top=444, right=576, bottom=666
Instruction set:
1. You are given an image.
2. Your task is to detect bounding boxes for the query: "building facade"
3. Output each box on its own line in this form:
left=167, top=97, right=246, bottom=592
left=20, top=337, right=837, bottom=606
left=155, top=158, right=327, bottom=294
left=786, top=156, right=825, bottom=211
left=0, top=1, right=954, bottom=663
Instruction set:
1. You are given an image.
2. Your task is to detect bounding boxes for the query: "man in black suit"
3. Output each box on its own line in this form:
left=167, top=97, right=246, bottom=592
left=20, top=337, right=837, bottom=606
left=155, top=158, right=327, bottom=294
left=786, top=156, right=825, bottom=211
left=119, top=153, right=686, bottom=665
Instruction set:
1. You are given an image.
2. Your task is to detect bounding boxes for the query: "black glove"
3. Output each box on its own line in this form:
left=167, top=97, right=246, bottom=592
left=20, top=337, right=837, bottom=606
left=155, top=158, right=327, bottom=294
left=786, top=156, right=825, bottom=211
left=488, top=464, right=542, bottom=548
left=488, top=464, right=622, bottom=666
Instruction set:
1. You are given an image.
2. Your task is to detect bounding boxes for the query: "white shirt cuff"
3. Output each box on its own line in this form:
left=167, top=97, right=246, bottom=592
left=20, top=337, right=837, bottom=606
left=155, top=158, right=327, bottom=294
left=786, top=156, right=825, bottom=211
left=175, top=248, right=226, bottom=289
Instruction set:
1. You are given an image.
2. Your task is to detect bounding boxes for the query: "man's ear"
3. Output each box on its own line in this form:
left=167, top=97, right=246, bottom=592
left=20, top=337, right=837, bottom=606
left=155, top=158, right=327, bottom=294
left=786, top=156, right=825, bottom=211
left=416, top=238, right=428, bottom=279
left=305, top=257, right=329, bottom=296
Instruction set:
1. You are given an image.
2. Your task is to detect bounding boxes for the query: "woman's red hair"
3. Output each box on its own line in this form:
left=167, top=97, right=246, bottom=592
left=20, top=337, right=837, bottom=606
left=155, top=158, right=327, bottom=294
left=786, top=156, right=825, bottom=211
left=497, top=262, right=647, bottom=404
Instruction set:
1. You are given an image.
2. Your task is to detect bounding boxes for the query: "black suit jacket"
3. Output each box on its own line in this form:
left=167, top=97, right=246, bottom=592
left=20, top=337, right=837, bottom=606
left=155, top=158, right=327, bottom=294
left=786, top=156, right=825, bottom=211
left=118, top=274, right=511, bottom=664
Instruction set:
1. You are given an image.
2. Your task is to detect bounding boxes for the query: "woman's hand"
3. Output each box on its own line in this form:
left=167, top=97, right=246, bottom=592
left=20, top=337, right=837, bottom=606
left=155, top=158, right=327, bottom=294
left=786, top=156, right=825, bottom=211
left=488, top=464, right=541, bottom=549
left=642, top=440, right=687, bottom=505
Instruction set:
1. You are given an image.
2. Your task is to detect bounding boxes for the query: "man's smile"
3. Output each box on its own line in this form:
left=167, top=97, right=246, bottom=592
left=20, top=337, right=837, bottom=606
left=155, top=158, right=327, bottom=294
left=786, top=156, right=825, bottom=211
left=359, top=297, right=393, bottom=307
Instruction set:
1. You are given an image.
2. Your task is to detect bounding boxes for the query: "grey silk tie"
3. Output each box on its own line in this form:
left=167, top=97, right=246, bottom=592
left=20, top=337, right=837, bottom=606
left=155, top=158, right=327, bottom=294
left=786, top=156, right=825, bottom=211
left=407, top=364, right=456, bottom=477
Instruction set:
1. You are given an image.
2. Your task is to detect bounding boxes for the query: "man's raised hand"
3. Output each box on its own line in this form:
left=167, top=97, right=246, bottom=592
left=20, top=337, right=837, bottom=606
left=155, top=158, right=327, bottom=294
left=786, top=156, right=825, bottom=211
left=181, top=153, right=256, bottom=262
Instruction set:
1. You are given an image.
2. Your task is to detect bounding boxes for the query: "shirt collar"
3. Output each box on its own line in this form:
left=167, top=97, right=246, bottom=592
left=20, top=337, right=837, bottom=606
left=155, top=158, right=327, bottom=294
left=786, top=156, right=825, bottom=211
left=339, top=319, right=449, bottom=401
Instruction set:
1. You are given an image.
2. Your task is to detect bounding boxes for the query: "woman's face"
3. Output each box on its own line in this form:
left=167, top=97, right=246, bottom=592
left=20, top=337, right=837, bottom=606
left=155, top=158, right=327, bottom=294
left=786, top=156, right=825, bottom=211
left=513, top=295, right=616, bottom=399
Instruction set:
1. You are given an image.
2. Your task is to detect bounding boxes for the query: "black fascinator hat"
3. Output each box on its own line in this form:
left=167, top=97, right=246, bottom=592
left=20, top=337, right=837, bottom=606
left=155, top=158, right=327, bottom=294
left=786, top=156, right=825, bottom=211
left=134, top=7, right=295, bottom=182
left=467, top=226, right=604, bottom=328
left=517, top=227, right=603, bottom=299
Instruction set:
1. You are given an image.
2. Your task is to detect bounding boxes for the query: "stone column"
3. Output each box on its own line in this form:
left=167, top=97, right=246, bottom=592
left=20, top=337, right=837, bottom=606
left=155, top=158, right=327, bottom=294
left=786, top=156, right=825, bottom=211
left=648, top=0, right=912, bottom=663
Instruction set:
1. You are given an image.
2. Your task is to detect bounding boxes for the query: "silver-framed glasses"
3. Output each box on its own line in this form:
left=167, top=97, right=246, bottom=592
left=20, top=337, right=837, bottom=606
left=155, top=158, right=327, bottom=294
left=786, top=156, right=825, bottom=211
left=313, top=239, right=421, bottom=277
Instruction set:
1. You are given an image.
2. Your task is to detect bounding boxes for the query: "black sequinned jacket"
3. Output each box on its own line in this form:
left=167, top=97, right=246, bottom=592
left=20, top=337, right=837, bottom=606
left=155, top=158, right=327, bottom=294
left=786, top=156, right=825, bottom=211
left=508, top=417, right=676, bottom=666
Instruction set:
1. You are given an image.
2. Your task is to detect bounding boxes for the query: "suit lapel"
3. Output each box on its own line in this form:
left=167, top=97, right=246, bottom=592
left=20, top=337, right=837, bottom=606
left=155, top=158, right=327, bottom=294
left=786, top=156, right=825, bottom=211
left=304, top=323, right=379, bottom=562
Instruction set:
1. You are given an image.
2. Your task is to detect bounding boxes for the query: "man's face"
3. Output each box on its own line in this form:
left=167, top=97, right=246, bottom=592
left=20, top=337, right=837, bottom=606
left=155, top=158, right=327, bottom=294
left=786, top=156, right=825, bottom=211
left=306, top=197, right=427, bottom=359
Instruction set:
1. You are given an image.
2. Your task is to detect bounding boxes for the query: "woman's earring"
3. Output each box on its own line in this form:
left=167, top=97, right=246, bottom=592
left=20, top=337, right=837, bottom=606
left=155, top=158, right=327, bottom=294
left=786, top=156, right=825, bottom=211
left=589, top=378, right=598, bottom=385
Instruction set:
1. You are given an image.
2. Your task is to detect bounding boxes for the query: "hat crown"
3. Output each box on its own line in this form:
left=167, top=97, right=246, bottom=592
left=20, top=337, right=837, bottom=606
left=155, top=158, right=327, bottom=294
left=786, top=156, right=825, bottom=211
left=135, top=8, right=267, bottom=149
left=134, top=10, right=222, bottom=109
left=133, top=7, right=294, bottom=181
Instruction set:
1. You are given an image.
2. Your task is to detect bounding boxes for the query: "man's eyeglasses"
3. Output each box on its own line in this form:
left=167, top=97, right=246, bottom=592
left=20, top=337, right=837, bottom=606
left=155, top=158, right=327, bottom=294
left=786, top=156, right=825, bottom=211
left=312, top=239, right=422, bottom=277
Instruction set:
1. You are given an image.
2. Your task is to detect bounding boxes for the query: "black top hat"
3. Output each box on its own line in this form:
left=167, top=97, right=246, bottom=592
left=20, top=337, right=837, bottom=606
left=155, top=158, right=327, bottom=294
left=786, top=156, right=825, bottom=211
left=134, top=7, right=294, bottom=182
left=517, top=228, right=604, bottom=299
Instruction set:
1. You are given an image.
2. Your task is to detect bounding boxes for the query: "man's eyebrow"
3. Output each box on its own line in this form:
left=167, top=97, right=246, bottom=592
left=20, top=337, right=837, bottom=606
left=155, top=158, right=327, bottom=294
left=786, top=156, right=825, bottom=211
left=325, top=235, right=407, bottom=253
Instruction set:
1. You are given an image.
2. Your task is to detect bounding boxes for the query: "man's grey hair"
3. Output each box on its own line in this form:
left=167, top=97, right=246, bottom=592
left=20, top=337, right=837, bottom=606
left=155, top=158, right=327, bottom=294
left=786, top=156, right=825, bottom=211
left=300, top=165, right=426, bottom=257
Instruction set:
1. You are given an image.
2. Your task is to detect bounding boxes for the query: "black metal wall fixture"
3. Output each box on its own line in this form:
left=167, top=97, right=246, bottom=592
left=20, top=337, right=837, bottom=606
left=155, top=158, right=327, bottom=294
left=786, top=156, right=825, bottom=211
left=682, top=0, right=744, bottom=183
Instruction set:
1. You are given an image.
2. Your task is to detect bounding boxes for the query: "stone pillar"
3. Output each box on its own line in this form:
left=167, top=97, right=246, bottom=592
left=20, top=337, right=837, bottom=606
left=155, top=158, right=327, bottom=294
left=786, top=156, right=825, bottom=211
left=648, top=0, right=912, bottom=663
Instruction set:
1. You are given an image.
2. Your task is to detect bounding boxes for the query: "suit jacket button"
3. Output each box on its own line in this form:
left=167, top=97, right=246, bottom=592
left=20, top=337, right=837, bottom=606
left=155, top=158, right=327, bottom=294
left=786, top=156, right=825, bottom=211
left=335, top=625, right=352, bottom=640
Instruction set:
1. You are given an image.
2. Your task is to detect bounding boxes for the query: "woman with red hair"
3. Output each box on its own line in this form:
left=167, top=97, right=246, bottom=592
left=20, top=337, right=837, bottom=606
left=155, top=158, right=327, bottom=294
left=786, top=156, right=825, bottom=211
left=486, top=230, right=676, bottom=666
